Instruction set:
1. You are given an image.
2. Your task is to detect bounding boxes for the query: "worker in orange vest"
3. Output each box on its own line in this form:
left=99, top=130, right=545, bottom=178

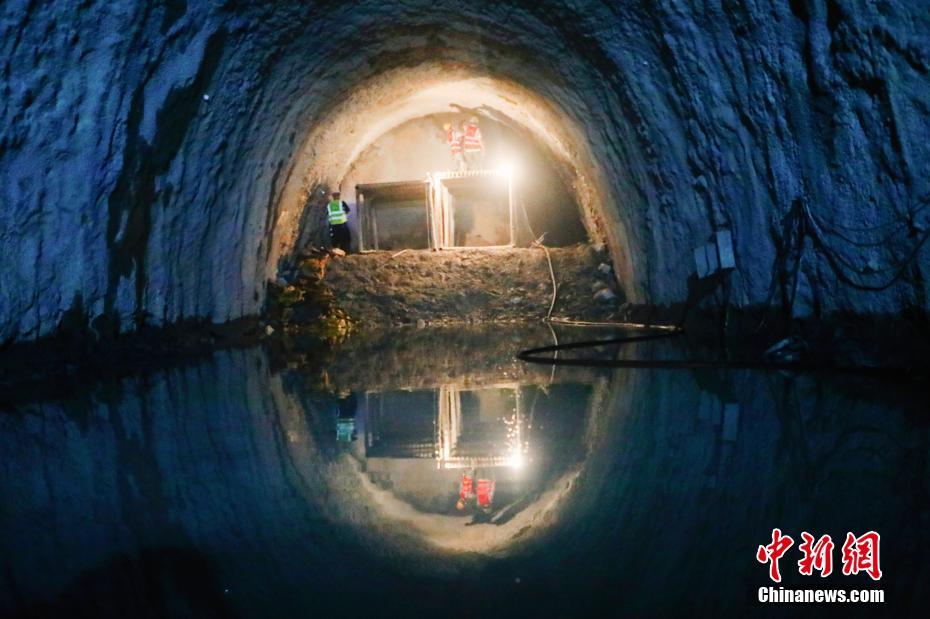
left=456, top=469, right=496, bottom=519
left=475, top=478, right=495, bottom=511
left=456, top=472, right=475, bottom=511
left=443, top=122, right=465, bottom=171
left=461, top=116, right=484, bottom=170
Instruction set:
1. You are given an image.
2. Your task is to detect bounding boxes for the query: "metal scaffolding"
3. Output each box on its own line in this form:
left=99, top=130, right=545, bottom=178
left=357, top=168, right=515, bottom=251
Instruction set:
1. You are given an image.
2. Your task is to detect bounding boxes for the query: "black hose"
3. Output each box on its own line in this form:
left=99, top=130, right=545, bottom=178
left=516, top=326, right=904, bottom=376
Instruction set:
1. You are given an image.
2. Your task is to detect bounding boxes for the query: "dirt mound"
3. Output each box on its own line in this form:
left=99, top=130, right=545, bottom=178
left=322, top=244, right=624, bottom=327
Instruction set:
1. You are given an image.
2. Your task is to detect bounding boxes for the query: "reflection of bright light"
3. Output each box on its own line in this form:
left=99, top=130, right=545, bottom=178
left=508, top=450, right=526, bottom=469
left=498, top=159, right=517, bottom=178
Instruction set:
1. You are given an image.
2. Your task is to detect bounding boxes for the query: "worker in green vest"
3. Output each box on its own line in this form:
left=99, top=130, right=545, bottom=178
left=326, top=191, right=351, bottom=252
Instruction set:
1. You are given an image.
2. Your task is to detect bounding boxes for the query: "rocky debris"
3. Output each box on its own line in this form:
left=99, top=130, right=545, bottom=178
left=265, top=247, right=353, bottom=342
left=320, top=244, right=623, bottom=327
left=593, top=288, right=619, bottom=304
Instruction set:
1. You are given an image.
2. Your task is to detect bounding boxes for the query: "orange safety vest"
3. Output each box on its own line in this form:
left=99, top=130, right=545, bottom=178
left=447, top=128, right=463, bottom=155
left=476, top=479, right=495, bottom=507
left=462, top=123, right=483, bottom=152
left=460, top=475, right=475, bottom=500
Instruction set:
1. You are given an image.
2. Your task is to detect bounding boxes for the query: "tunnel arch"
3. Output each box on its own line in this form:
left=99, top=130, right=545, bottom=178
left=0, top=1, right=669, bottom=340
left=221, top=3, right=666, bottom=321
left=3, top=1, right=927, bottom=343
left=265, top=65, right=639, bottom=302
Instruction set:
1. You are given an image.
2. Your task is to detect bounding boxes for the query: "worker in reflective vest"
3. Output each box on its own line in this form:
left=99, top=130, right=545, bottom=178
left=461, top=116, right=484, bottom=170
left=456, top=469, right=495, bottom=519
left=443, top=122, right=465, bottom=171
left=456, top=473, right=475, bottom=511
left=476, top=478, right=495, bottom=510
left=326, top=192, right=351, bottom=252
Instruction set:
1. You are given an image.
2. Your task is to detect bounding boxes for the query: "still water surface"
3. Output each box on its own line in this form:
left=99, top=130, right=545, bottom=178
left=1, top=326, right=927, bottom=617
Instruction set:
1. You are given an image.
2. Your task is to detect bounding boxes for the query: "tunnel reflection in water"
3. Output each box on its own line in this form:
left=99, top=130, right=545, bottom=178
left=319, top=381, right=593, bottom=534
left=1, top=326, right=928, bottom=616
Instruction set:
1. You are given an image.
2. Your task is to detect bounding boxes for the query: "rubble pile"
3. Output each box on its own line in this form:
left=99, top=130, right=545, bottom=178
left=265, top=247, right=354, bottom=342
left=281, top=244, right=626, bottom=328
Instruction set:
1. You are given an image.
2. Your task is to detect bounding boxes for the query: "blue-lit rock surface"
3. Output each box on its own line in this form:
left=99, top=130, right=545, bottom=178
left=1, top=1, right=928, bottom=342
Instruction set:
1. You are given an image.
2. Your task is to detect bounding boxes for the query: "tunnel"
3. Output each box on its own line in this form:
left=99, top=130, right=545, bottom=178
left=1, top=1, right=930, bottom=617
left=1, top=0, right=924, bottom=346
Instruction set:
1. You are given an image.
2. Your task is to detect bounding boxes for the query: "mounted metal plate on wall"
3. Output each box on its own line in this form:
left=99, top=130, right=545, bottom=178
left=715, top=229, right=736, bottom=271
left=694, top=228, right=736, bottom=278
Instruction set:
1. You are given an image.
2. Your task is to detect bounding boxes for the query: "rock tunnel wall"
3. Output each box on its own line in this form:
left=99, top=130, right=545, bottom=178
left=1, top=0, right=928, bottom=344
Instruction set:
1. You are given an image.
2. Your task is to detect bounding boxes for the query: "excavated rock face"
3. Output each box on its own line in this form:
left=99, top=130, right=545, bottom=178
left=1, top=0, right=928, bottom=344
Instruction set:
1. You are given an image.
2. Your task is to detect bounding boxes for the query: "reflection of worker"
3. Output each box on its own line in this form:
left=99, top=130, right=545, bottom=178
left=456, top=468, right=496, bottom=523
left=443, top=122, right=465, bottom=171
left=476, top=478, right=495, bottom=510
left=326, top=192, right=351, bottom=252
left=456, top=472, right=474, bottom=511
left=335, top=390, right=358, bottom=443
left=462, top=116, right=484, bottom=170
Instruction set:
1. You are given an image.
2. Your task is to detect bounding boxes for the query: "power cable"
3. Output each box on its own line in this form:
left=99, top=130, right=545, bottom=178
left=810, top=198, right=928, bottom=234
left=801, top=200, right=930, bottom=291
left=756, top=195, right=929, bottom=331
left=519, top=193, right=929, bottom=372
left=517, top=196, right=560, bottom=321
left=535, top=238, right=558, bottom=321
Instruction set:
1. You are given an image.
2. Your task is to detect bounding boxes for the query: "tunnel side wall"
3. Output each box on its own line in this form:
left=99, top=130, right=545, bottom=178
left=1, top=1, right=928, bottom=344
left=597, top=0, right=930, bottom=320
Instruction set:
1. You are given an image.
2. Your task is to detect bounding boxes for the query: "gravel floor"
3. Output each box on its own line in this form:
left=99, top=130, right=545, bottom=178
left=323, top=244, right=625, bottom=326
